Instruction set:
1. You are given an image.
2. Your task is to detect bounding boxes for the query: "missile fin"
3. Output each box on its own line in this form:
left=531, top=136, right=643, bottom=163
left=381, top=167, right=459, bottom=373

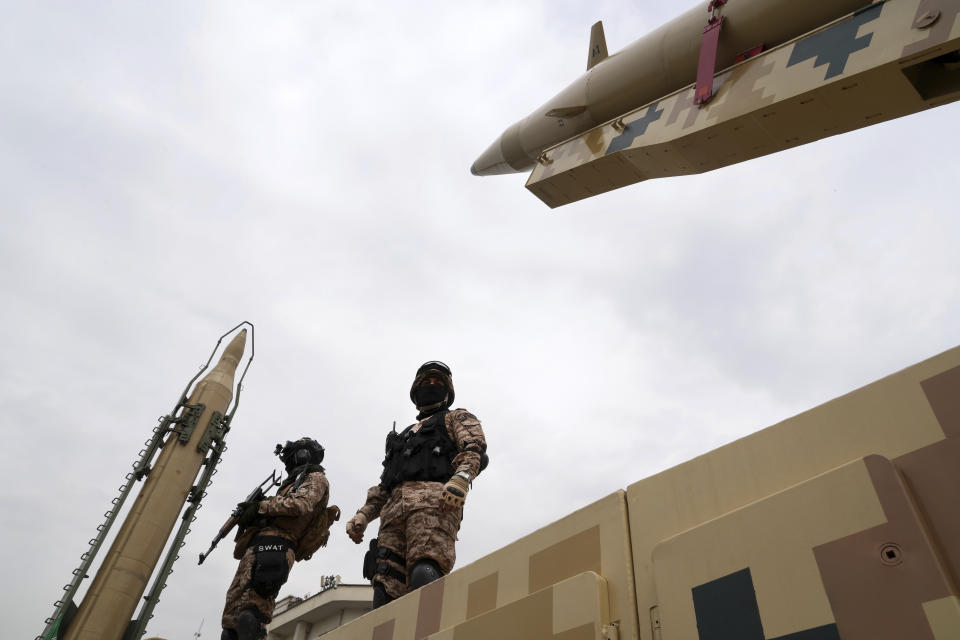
left=586, top=21, right=608, bottom=71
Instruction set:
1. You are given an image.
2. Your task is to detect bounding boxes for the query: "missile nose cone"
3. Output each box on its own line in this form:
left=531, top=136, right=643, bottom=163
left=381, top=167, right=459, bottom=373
left=196, top=328, right=247, bottom=399
left=472, top=121, right=533, bottom=176
left=472, top=137, right=516, bottom=176
left=219, top=329, right=247, bottom=370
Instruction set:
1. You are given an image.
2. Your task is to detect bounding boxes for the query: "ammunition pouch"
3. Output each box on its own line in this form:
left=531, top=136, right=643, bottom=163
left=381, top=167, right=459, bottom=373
left=362, top=538, right=379, bottom=581
left=233, top=527, right=258, bottom=560
left=380, top=411, right=456, bottom=492
left=249, top=536, right=291, bottom=598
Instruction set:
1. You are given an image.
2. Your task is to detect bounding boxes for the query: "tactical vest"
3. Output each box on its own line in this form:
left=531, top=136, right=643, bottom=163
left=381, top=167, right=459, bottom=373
left=380, top=410, right=456, bottom=492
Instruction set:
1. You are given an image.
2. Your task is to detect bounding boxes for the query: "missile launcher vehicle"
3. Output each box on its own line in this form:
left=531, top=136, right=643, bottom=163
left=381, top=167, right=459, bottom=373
left=275, top=343, right=960, bottom=640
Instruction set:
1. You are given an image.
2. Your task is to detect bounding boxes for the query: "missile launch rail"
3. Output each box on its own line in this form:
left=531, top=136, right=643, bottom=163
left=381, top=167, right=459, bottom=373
left=39, top=322, right=255, bottom=640
left=473, top=0, right=960, bottom=207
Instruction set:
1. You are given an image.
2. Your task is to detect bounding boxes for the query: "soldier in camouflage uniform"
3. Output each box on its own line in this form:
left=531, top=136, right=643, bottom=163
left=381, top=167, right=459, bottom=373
left=221, top=438, right=329, bottom=640
left=346, top=361, right=487, bottom=607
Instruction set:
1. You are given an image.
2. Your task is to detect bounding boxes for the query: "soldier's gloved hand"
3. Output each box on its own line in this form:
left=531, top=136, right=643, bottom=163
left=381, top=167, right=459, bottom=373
left=235, top=501, right=260, bottom=528
left=441, top=473, right=470, bottom=511
left=346, top=512, right=368, bottom=544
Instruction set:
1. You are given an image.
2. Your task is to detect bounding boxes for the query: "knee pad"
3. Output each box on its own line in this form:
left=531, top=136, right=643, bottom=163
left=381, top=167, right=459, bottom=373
left=235, top=608, right=265, bottom=640
left=220, top=629, right=238, bottom=640
left=409, top=559, right=443, bottom=590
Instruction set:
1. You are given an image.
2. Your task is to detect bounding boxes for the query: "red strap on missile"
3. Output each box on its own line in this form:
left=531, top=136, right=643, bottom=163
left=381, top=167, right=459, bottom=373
left=695, top=0, right=726, bottom=106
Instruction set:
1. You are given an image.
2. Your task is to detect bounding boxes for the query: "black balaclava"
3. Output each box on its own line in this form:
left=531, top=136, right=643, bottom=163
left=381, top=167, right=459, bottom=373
left=414, top=383, right=447, bottom=407
left=409, top=361, right=455, bottom=418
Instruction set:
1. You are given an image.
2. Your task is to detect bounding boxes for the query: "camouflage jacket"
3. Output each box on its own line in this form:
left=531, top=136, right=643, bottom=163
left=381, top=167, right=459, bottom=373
left=357, top=408, right=486, bottom=525
left=256, top=470, right=330, bottom=545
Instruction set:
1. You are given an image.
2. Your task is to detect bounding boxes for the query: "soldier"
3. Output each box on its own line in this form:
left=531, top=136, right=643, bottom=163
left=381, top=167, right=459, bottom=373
left=221, top=438, right=334, bottom=640
left=346, top=361, right=487, bottom=607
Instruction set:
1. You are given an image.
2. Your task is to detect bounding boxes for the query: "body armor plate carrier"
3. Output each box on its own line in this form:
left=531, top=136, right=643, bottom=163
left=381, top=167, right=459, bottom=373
left=380, top=410, right=455, bottom=492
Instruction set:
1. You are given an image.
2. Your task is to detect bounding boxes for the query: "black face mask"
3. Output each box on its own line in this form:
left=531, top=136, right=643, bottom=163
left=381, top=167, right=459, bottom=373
left=414, top=384, right=447, bottom=407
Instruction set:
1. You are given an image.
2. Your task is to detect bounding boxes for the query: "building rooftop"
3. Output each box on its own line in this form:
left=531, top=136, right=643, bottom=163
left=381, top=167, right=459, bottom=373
left=267, top=579, right=373, bottom=640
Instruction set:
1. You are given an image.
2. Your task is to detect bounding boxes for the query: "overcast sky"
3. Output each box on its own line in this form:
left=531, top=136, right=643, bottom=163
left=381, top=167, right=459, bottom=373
left=3, top=2, right=958, bottom=639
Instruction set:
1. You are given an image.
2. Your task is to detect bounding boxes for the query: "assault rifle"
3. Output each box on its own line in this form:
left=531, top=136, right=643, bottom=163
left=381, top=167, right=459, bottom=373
left=198, top=470, right=281, bottom=565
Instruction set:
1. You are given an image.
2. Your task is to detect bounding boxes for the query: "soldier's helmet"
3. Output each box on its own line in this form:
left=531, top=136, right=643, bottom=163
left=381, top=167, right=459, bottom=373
left=409, top=360, right=455, bottom=408
left=275, top=437, right=325, bottom=471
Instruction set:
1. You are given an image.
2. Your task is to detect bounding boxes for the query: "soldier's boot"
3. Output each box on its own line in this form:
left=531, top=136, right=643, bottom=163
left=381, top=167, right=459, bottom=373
left=235, top=608, right=266, bottom=640
left=221, top=629, right=238, bottom=640
left=409, top=559, right=443, bottom=590
left=372, top=582, right=394, bottom=609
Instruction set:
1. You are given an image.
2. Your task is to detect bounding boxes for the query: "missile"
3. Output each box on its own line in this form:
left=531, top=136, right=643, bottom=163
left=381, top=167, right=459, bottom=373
left=471, top=0, right=872, bottom=176
left=472, top=0, right=960, bottom=206
left=45, top=327, right=252, bottom=640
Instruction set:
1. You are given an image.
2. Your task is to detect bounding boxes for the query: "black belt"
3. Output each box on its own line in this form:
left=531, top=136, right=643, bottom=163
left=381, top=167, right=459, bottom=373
left=377, top=545, right=405, bottom=566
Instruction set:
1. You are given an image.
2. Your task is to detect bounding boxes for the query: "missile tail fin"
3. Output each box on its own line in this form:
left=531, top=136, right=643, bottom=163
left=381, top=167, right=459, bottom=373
left=586, top=21, right=608, bottom=71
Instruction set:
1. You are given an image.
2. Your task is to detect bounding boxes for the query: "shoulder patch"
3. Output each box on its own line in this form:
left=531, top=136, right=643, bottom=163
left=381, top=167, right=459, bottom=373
left=450, top=408, right=480, bottom=422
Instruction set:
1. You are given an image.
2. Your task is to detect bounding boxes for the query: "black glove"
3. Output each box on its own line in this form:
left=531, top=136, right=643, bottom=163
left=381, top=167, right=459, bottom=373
left=236, top=501, right=260, bottom=528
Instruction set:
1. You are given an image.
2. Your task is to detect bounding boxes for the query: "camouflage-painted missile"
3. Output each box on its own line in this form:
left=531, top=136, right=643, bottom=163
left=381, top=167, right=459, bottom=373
left=472, top=0, right=960, bottom=207
left=471, top=0, right=871, bottom=177
left=61, top=329, right=249, bottom=640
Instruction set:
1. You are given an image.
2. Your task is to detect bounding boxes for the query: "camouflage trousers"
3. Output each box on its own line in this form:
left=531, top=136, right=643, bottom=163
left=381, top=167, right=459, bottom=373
left=375, top=506, right=462, bottom=599
left=221, top=543, right=296, bottom=630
